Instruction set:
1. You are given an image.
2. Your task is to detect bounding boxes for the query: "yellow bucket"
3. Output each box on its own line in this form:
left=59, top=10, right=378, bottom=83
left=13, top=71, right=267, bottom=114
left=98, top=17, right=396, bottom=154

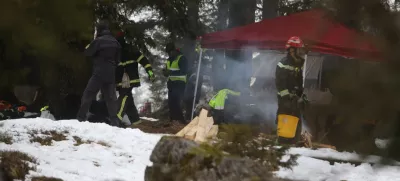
left=277, top=114, right=300, bottom=139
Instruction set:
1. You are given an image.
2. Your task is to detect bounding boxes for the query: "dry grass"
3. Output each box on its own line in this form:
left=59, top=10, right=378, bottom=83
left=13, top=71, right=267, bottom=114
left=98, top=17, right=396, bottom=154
left=31, top=176, right=63, bottom=181
left=97, top=141, right=111, bottom=147
left=73, top=136, right=110, bottom=147
left=29, top=130, right=69, bottom=146
left=0, top=151, right=37, bottom=180
left=93, top=161, right=101, bottom=167
left=72, top=136, right=90, bottom=146
left=131, top=120, right=185, bottom=134
left=0, top=131, right=12, bottom=144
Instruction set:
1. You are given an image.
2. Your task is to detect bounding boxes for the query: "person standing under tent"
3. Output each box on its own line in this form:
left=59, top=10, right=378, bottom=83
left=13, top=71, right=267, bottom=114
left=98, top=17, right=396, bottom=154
left=163, top=42, right=188, bottom=123
left=275, top=36, right=308, bottom=144
left=76, top=20, right=123, bottom=128
left=115, top=31, right=155, bottom=126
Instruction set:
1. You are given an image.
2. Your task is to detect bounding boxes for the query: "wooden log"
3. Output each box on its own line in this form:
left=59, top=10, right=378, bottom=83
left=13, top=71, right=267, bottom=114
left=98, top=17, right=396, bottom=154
left=206, top=125, right=219, bottom=139
left=176, top=117, right=199, bottom=137
left=312, top=143, right=336, bottom=150
left=195, top=116, right=214, bottom=142
left=184, top=127, right=197, bottom=140
left=301, top=131, right=313, bottom=148
left=186, top=109, right=208, bottom=140
left=296, top=141, right=336, bottom=150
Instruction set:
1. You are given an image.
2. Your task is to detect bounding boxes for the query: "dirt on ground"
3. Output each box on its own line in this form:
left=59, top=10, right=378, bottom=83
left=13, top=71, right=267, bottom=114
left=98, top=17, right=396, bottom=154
left=131, top=120, right=186, bottom=134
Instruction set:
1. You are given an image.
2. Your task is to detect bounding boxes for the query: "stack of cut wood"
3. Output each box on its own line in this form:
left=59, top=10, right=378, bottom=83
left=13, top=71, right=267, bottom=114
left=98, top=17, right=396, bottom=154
left=175, top=109, right=218, bottom=143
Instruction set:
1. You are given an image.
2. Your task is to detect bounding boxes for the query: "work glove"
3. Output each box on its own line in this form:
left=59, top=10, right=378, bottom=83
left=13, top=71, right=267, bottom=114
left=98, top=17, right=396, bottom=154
left=294, top=86, right=303, bottom=97
left=148, top=70, right=155, bottom=82
left=297, top=94, right=309, bottom=104
left=289, top=89, right=300, bottom=100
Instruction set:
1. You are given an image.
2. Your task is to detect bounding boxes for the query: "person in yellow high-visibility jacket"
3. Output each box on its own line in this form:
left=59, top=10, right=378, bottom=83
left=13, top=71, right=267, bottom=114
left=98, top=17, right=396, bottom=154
left=208, top=89, right=241, bottom=124
left=163, top=42, right=188, bottom=123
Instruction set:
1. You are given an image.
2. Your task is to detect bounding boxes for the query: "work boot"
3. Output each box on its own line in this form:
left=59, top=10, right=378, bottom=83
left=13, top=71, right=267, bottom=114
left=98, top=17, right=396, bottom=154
left=131, top=120, right=142, bottom=126
left=108, top=118, right=123, bottom=128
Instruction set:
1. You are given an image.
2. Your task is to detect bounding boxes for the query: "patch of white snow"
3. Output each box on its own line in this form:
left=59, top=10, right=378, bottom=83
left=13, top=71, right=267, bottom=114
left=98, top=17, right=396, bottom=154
left=375, top=138, right=392, bottom=150
left=288, top=147, right=400, bottom=165
left=140, top=117, right=159, bottom=122
left=0, top=118, right=162, bottom=181
left=276, top=156, right=400, bottom=181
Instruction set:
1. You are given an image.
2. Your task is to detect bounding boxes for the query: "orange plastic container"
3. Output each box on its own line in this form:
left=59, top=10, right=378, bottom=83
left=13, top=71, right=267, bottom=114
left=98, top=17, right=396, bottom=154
left=277, top=114, right=300, bottom=138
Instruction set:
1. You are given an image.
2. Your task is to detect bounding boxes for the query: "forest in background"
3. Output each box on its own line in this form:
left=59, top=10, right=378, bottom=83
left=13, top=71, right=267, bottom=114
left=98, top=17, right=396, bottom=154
left=3, top=0, right=400, bottom=160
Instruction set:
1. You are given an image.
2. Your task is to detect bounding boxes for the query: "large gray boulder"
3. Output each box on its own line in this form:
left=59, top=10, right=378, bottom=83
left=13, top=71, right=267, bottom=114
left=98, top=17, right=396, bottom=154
left=145, top=136, right=291, bottom=181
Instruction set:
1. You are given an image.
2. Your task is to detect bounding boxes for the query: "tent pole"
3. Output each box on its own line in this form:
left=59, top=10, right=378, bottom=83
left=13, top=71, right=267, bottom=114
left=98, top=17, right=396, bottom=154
left=319, top=57, right=323, bottom=90
left=303, top=54, right=308, bottom=88
left=191, top=48, right=203, bottom=120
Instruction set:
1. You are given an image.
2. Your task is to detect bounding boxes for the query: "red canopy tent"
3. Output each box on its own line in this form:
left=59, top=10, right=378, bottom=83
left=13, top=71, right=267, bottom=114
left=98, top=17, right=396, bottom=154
left=200, top=9, right=381, bottom=60
left=189, top=9, right=382, bottom=120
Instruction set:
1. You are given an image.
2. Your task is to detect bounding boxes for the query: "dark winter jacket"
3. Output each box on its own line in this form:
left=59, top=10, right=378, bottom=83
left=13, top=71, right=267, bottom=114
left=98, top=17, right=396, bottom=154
left=275, top=55, right=304, bottom=99
left=85, top=30, right=121, bottom=83
left=115, top=43, right=153, bottom=88
left=166, top=53, right=189, bottom=89
left=275, top=55, right=304, bottom=117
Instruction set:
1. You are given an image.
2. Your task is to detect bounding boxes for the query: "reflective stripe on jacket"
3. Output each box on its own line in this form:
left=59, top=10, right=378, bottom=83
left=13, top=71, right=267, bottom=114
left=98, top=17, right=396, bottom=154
left=275, top=55, right=304, bottom=98
left=115, top=47, right=153, bottom=88
left=166, top=55, right=186, bottom=82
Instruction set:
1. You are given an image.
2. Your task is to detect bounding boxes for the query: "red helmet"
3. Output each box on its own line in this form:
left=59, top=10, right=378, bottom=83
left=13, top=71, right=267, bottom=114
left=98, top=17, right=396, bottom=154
left=285, top=36, right=304, bottom=49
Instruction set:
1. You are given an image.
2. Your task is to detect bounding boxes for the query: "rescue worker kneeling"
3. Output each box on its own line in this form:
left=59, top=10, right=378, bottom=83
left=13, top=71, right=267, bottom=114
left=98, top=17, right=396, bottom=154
left=275, top=36, right=308, bottom=144
left=207, top=88, right=241, bottom=124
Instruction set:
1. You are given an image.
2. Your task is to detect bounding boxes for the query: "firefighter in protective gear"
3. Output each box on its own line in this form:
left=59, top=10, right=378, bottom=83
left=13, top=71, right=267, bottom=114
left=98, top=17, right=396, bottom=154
left=275, top=36, right=308, bottom=144
left=208, top=89, right=241, bottom=124
left=77, top=20, right=123, bottom=128
left=115, top=31, right=155, bottom=126
left=163, top=42, right=188, bottom=123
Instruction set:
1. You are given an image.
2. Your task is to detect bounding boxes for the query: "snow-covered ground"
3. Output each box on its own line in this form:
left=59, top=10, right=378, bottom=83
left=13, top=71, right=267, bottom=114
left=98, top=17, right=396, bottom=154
left=0, top=118, right=162, bottom=181
left=1, top=118, right=400, bottom=181
left=277, top=148, right=400, bottom=181
left=277, top=155, right=400, bottom=181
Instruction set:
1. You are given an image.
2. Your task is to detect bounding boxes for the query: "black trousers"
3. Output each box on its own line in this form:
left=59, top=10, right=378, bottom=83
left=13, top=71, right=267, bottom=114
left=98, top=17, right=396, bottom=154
left=168, top=85, right=185, bottom=122
left=77, top=76, right=120, bottom=126
left=117, top=87, right=140, bottom=124
left=211, top=110, right=225, bottom=124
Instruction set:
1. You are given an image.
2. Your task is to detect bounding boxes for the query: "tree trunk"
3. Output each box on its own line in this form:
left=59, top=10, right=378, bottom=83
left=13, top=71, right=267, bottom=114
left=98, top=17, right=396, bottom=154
left=212, top=0, right=229, bottom=91
left=182, top=0, right=201, bottom=73
left=225, top=0, right=256, bottom=90
left=262, top=0, right=279, bottom=19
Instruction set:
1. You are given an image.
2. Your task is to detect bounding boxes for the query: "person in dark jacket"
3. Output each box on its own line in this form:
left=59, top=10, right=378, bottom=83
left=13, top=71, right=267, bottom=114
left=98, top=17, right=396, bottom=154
left=183, top=63, right=203, bottom=122
left=76, top=20, right=123, bottom=127
left=115, top=32, right=154, bottom=125
left=163, top=43, right=188, bottom=123
left=275, top=36, right=308, bottom=144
